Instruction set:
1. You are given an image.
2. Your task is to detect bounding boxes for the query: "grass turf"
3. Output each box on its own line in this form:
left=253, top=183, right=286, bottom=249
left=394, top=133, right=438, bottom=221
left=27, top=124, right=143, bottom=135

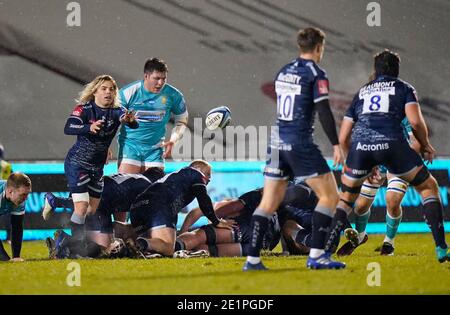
left=0, top=233, right=449, bottom=294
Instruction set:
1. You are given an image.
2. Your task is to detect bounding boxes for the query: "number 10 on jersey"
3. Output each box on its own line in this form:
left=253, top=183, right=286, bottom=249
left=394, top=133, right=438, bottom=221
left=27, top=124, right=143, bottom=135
left=277, top=93, right=295, bottom=121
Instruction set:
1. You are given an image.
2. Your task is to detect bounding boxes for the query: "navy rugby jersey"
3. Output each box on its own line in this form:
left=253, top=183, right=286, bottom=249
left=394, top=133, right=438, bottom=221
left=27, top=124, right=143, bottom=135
left=274, top=58, right=329, bottom=143
left=344, top=75, right=418, bottom=143
left=100, top=173, right=153, bottom=214
left=64, top=101, right=138, bottom=171
left=140, top=167, right=209, bottom=215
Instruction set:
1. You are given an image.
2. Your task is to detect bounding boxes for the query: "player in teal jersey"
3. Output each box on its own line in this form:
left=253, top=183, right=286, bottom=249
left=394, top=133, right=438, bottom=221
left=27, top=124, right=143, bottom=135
left=0, top=172, right=31, bottom=262
left=118, top=58, right=188, bottom=173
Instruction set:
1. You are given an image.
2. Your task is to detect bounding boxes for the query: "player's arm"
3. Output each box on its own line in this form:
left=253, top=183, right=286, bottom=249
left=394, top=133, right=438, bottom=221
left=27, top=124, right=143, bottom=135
left=339, top=117, right=354, bottom=158
left=120, top=109, right=139, bottom=129
left=408, top=132, right=421, bottom=153
left=10, top=213, right=24, bottom=261
left=163, top=114, right=189, bottom=159
left=405, top=103, right=435, bottom=162
left=170, top=114, right=188, bottom=144
left=64, top=105, right=95, bottom=135
left=315, top=99, right=342, bottom=166
left=191, top=184, right=233, bottom=230
left=214, top=199, right=244, bottom=218
left=179, top=207, right=203, bottom=233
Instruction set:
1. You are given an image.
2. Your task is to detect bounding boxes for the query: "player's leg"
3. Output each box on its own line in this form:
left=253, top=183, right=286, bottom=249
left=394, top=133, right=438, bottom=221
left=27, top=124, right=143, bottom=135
left=176, top=224, right=234, bottom=251
left=0, top=239, right=10, bottom=261
left=243, top=177, right=288, bottom=271
left=195, top=243, right=243, bottom=257
left=398, top=166, right=449, bottom=262
left=243, top=147, right=289, bottom=271
left=386, top=141, right=448, bottom=262
left=307, top=172, right=347, bottom=268
left=42, top=192, right=74, bottom=220
left=380, top=175, right=408, bottom=255
left=282, top=220, right=311, bottom=255
left=137, top=227, right=176, bottom=257
left=336, top=176, right=384, bottom=256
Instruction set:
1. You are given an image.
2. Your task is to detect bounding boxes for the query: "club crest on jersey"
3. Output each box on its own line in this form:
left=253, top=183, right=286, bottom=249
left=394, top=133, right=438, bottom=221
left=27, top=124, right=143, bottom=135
left=161, top=96, right=167, bottom=105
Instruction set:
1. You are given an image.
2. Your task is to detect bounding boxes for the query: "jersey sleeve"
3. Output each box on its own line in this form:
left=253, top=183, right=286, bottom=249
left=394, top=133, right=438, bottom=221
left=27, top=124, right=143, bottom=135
left=405, top=84, right=419, bottom=106
left=64, top=105, right=91, bottom=135
left=312, top=67, right=330, bottom=103
left=344, top=94, right=359, bottom=123
left=171, top=92, right=188, bottom=117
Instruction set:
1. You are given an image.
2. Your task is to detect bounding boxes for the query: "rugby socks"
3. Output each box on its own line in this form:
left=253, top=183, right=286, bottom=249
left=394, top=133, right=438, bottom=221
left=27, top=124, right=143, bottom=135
left=69, top=213, right=87, bottom=256
left=385, top=211, right=402, bottom=244
left=295, top=228, right=312, bottom=247
left=246, top=208, right=271, bottom=263
left=324, top=207, right=347, bottom=253
left=355, top=209, right=370, bottom=234
left=422, top=197, right=447, bottom=248
left=310, top=206, right=333, bottom=257
left=0, top=241, right=10, bottom=261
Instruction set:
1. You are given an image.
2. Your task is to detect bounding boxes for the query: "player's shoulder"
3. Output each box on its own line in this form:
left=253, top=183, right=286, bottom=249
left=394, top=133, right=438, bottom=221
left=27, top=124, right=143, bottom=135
left=71, top=103, right=91, bottom=116
left=396, top=77, right=416, bottom=90
left=163, top=83, right=184, bottom=98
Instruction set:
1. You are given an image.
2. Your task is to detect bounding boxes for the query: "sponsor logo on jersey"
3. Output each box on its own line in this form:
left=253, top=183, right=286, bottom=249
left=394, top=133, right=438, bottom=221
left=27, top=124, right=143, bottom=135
left=135, top=110, right=166, bottom=122
left=72, top=106, right=83, bottom=117
left=356, top=142, right=389, bottom=151
left=277, top=73, right=301, bottom=85
left=317, top=80, right=329, bottom=94
left=345, top=166, right=368, bottom=176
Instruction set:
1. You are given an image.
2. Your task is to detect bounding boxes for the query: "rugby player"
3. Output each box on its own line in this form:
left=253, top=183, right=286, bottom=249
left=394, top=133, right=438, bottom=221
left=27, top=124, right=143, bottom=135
left=243, top=27, right=345, bottom=271
left=332, top=50, right=449, bottom=263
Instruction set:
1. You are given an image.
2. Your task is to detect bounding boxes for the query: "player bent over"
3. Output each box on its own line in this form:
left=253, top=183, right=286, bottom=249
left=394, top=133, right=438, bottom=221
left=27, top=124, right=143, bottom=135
left=129, top=160, right=233, bottom=257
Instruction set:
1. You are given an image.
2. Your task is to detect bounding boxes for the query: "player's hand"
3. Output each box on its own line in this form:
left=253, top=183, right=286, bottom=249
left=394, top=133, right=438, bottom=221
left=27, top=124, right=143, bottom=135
left=214, top=218, right=234, bottom=230
left=367, top=166, right=383, bottom=185
left=332, top=145, right=344, bottom=168
left=421, top=143, right=435, bottom=164
left=105, top=148, right=113, bottom=165
left=90, top=120, right=104, bottom=134
left=162, top=141, right=174, bottom=159
left=121, top=110, right=136, bottom=124
left=10, top=257, right=24, bottom=262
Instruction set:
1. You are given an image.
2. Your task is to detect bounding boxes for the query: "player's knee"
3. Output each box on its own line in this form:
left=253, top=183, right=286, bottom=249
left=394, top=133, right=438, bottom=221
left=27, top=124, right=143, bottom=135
left=386, top=194, right=403, bottom=214
left=72, top=192, right=90, bottom=204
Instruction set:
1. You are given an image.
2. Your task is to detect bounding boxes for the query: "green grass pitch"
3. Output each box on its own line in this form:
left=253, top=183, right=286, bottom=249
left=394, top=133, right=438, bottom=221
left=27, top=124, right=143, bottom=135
left=0, top=233, right=449, bottom=294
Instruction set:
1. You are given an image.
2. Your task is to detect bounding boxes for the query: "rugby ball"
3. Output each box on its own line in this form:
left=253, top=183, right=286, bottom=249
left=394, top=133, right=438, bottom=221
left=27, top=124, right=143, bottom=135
left=205, top=106, right=231, bottom=130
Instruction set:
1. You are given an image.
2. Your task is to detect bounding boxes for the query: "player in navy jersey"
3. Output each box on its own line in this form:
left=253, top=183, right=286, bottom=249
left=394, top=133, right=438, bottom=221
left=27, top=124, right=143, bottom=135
left=177, top=182, right=317, bottom=257
left=43, top=168, right=164, bottom=258
left=336, top=120, right=421, bottom=257
left=129, top=160, right=233, bottom=257
left=243, top=27, right=345, bottom=271
left=332, top=50, right=449, bottom=263
left=60, top=75, right=138, bottom=256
